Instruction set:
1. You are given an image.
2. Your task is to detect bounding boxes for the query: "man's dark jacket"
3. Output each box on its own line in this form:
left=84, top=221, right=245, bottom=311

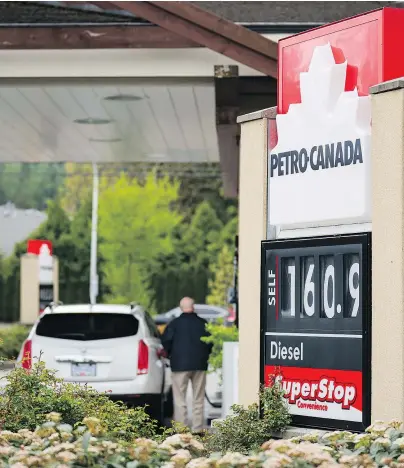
left=161, top=313, right=212, bottom=372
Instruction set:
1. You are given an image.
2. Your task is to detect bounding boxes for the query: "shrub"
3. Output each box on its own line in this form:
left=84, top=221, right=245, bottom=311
left=0, top=414, right=206, bottom=467
left=0, top=361, right=158, bottom=440
left=201, top=320, right=238, bottom=373
left=290, top=419, right=404, bottom=467
left=4, top=415, right=404, bottom=467
left=0, top=324, right=29, bottom=360
left=205, top=383, right=291, bottom=454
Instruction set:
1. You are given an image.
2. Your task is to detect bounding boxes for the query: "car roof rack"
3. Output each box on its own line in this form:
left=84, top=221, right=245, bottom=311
left=48, top=301, right=63, bottom=312
left=130, top=302, right=146, bottom=316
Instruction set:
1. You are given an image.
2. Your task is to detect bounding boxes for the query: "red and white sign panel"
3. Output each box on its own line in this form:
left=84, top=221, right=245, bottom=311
left=27, top=239, right=53, bottom=256
left=278, top=8, right=404, bottom=115
left=265, top=366, right=362, bottom=422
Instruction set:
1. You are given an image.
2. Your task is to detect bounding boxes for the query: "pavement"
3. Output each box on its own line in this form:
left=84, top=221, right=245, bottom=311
left=0, top=366, right=11, bottom=387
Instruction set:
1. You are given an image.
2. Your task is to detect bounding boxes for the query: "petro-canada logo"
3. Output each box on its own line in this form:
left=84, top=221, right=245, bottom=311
left=269, top=43, right=371, bottom=230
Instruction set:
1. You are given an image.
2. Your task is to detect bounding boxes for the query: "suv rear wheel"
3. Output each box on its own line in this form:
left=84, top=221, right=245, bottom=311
left=163, top=387, right=174, bottom=420
left=146, top=393, right=165, bottom=425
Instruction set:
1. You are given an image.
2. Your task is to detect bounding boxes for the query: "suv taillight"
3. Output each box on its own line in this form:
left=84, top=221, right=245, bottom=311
left=21, top=340, right=32, bottom=369
left=137, top=340, right=149, bottom=375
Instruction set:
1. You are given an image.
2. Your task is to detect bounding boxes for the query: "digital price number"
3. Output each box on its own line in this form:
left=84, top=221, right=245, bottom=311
left=261, top=234, right=371, bottom=432
left=39, top=284, right=54, bottom=313
left=279, top=252, right=360, bottom=320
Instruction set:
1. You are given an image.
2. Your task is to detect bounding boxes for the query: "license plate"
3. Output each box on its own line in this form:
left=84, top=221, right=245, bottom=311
left=71, top=363, right=96, bottom=377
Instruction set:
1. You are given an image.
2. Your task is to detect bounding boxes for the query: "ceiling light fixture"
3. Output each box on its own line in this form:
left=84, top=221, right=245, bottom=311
left=103, top=94, right=143, bottom=102
left=149, top=153, right=167, bottom=159
left=89, top=137, right=123, bottom=143
left=74, top=117, right=113, bottom=125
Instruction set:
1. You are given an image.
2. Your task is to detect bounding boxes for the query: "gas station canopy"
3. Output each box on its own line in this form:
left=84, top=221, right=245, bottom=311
left=0, top=1, right=385, bottom=195
left=0, top=80, right=218, bottom=164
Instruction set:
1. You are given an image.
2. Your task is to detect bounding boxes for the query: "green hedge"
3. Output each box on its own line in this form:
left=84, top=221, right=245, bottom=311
left=0, top=361, right=157, bottom=439
left=1, top=417, right=404, bottom=466
left=0, top=324, right=29, bottom=360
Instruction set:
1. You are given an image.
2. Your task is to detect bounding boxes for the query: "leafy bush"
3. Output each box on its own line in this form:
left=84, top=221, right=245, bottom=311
left=0, top=361, right=157, bottom=440
left=201, top=320, right=238, bottom=373
left=290, top=419, right=404, bottom=467
left=205, top=384, right=291, bottom=454
left=5, top=415, right=404, bottom=467
left=0, top=324, right=29, bottom=360
left=0, top=414, right=206, bottom=467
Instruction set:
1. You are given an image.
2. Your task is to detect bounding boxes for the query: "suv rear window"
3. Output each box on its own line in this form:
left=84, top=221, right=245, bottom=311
left=36, top=313, right=139, bottom=341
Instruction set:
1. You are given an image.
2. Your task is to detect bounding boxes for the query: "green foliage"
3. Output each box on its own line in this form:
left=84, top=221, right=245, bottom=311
left=4, top=417, right=404, bottom=467
left=98, top=172, right=182, bottom=310
left=290, top=419, right=404, bottom=467
left=206, top=384, right=291, bottom=454
left=201, top=321, right=238, bottom=373
left=148, top=201, right=225, bottom=311
left=0, top=325, right=29, bottom=360
left=0, top=196, right=103, bottom=321
left=0, top=163, right=65, bottom=210
left=0, top=361, right=157, bottom=440
left=0, top=417, right=207, bottom=467
left=207, top=244, right=233, bottom=307
left=59, top=162, right=93, bottom=215
left=207, top=212, right=237, bottom=307
left=0, top=161, right=237, bottom=319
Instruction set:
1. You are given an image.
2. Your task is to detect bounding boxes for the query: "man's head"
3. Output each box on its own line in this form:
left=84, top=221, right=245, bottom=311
left=179, top=296, right=195, bottom=313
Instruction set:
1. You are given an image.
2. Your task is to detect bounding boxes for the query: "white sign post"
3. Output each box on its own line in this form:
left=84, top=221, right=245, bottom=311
left=38, top=244, right=53, bottom=285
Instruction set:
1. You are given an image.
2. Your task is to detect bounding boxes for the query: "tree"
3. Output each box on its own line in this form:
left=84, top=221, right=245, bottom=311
left=207, top=244, right=233, bottom=306
left=0, top=163, right=65, bottom=210
left=177, top=201, right=223, bottom=303
left=147, top=201, right=225, bottom=311
left=98, top=171, right=181, bottom=310
left=0, top=195, right=104, bottom=322
left=206, top=212, right=238, bottom=307
left=59, top=163, right=93, bottom=216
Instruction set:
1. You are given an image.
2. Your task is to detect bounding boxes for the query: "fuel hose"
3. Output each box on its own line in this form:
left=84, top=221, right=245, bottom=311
left=205, top=391, right=222, bottom=409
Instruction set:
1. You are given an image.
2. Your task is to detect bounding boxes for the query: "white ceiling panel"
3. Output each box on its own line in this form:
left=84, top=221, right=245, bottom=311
left=0, top=78, right=219, bottom=164
left=193, top=83, right=220, bottom=163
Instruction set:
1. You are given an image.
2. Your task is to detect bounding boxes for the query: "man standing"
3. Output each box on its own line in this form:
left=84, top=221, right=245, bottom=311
left=162, top=297, right=212, bottom=433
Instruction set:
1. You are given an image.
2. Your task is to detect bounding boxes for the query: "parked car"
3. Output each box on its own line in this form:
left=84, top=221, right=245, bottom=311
left=17, top=303, right=169, bottom=423
left=154, top=304, right=229, bottom=334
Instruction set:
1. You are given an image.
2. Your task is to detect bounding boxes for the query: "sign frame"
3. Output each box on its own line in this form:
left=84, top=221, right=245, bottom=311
left=260, top=233, right=371, bottom=431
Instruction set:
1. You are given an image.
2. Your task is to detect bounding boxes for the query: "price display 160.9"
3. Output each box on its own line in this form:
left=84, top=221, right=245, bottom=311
left=261, top=234, right=371, bottom=430
left=264, top=240, right=367, bottom=334
left=280, top=253, right=359, bottom=319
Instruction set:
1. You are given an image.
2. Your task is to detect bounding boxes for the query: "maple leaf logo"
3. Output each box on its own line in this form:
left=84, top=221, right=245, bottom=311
left=269, top=42, right=372, bottom=229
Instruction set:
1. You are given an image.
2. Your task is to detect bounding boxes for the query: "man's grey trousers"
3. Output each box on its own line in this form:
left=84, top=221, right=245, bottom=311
left=171, top=370, right=206, bottom=432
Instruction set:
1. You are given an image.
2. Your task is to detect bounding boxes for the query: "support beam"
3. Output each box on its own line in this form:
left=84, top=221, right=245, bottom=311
left=215, top=72, right=240, bottom=198
left=93, top=1, right=277, bottom=77
left=0, top=25, right=198, bottom=49
left=370, top=79, right=404, bottom=421
left=236, top=109, right=270, bottom=405
left=149, top=2, right=277, bottom=60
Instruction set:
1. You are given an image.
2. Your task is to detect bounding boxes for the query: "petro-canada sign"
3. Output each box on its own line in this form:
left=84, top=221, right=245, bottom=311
left=269, top=43, right=371, bottom=229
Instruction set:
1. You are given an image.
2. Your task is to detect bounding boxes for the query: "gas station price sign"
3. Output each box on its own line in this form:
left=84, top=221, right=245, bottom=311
left=260, top=233, right=371, bottom=431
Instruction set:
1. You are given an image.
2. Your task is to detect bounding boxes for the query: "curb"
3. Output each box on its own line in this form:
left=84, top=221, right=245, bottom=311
left=0, top=361, right=15, bottom=370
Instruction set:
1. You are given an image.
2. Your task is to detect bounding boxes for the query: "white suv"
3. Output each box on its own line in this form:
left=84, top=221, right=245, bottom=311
left=17, top=303, right=168, bottom=422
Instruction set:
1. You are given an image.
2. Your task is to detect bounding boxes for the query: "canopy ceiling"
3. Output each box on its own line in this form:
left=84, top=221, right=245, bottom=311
left=0, top=79, right=218, bottom=164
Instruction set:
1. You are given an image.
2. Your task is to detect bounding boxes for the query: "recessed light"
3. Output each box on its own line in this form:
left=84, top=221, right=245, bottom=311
left=89, top=137, right=123, bottom=143
left=149, top=153, right=167, bottom=159
left=74, top=117, right=113, bottom=125
left=103, top=94, right=143, bottom=102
